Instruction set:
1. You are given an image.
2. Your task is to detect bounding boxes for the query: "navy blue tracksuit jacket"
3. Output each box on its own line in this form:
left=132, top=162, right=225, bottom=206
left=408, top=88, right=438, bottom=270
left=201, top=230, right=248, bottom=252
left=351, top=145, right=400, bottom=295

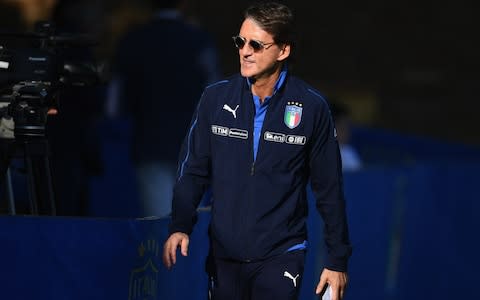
left=169, top=72, right=352, bottom=272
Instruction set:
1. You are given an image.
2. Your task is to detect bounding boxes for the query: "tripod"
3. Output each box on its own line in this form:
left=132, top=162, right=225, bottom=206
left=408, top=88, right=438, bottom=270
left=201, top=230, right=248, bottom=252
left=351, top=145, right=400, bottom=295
left=1, top=136, right=56, bottom=215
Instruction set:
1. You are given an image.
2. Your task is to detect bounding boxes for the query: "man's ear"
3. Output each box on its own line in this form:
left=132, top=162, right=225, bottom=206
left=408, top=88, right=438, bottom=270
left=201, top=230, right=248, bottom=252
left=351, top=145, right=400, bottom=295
left=277, top=44, right=291, bottom=62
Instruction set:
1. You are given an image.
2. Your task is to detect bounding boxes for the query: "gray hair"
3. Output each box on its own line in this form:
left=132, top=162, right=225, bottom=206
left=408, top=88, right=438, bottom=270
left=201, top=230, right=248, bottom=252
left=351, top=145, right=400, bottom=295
left=243, top=1, right=296, bottom=48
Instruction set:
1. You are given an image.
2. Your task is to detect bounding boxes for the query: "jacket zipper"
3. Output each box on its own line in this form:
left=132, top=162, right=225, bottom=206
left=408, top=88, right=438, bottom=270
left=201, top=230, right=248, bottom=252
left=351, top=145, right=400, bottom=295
left=250, top=93, right=275, bottom=176
left=250, top=91, right=256, bottom=176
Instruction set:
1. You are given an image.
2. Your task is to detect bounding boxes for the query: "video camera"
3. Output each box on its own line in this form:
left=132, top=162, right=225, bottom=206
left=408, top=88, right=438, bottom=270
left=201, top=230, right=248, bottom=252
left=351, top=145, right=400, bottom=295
left=0, top=21, right=101, bottom=139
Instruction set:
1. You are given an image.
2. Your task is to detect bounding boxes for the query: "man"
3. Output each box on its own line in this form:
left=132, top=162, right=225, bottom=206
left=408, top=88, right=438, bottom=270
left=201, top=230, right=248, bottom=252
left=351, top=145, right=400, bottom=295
left=107, top=0, right=221, bottom=217
left=330, top=102, right=363, bottom=172
left=163, top=2, right=352, bottom=299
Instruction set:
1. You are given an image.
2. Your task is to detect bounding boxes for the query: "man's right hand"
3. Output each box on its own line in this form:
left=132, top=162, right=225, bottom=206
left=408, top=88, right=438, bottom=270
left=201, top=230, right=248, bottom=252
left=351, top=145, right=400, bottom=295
left=162, top=232, right=190, bottom=269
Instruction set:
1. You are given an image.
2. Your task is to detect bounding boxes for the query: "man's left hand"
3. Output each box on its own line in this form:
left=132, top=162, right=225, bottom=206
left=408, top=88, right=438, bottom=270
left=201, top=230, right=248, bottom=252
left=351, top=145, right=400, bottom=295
left=315, top=268, right=348, bottom=300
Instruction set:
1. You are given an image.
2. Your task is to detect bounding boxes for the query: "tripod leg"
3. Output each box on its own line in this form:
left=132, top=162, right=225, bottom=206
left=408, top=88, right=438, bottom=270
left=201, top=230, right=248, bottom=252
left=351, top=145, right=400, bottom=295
left=20, top=139, right=57, bottom=216
left=5, top=167, right=16, bottom=215
left=24, top=146, right=39, bottom=215
left=43, top=155, right=56, bottom=216
left=1, top=139, right=17, bottom=214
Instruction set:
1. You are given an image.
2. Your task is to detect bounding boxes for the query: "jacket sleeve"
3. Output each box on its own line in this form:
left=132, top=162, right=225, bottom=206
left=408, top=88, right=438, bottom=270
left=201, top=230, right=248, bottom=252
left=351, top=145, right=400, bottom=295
left=308, top=102, right=352, bottom=272
left=168, top=91, right=211, bottom=235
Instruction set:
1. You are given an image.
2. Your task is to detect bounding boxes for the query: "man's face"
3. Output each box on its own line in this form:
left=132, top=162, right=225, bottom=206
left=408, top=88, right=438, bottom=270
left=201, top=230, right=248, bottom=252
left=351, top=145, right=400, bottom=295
left=237, top=18, right=290, bottom=80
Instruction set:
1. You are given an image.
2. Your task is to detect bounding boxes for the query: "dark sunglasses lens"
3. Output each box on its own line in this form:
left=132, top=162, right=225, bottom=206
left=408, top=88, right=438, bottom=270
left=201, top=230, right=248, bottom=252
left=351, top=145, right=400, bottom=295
left=249, top=40, right=263, bottom=51
left=234, top=36, right=245, bottom=49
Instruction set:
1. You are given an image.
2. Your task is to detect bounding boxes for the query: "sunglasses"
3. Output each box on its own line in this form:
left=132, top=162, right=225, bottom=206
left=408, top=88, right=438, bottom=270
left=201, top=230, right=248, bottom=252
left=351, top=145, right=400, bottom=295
left=232, top=35, right=276, bottom=52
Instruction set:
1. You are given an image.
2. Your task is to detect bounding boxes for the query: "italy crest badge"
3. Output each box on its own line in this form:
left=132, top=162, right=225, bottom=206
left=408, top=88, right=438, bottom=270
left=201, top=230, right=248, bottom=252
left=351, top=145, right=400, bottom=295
left=284, top=102, right=303, bottom=129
